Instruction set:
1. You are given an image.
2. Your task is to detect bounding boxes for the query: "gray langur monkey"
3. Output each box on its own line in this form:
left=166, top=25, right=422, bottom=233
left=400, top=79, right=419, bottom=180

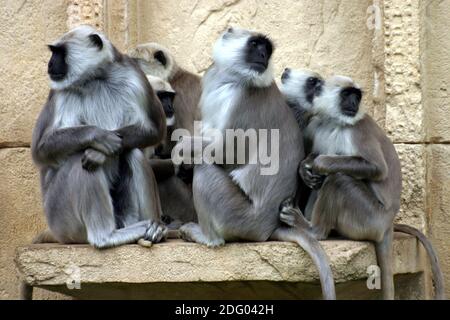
left=31, top=25, right=168, bottom=248
left=280, top=69, right=324, bottom=212
left=129, top=44, right=201, bottom=227
left=281, top=70, right=445, bottom=300
left=281, top=68, right=324, bottom=133
left=178, top=27, right=336, bottom=300
left=129, top=43, right=202, bottom=134
left=145, top=75, right=197, bottom=228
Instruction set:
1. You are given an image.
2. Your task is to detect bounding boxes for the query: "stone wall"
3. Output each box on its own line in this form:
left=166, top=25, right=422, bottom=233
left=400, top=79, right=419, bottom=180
left=0, top=0, right=448, bottom=299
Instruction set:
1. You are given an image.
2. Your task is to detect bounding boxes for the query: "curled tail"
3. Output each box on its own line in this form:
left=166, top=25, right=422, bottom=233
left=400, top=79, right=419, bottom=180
left=272, top=227, right=336, bottom=300
left=20, top=230, right=58, bottom=300
left=394, top=223, right=446, bottom=300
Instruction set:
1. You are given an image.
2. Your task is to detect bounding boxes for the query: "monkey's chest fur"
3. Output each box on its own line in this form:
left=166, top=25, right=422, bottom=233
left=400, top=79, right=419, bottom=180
left=52, top=71, right=148, bottom=130
left=306, top=117, right=357, bottom=156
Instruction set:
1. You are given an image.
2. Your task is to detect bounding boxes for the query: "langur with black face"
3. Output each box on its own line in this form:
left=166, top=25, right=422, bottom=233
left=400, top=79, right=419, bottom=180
left=130, top=44, right=201, bottom=227
left=281, top=70, right=445, bottom=300
left=178, top=27, right=336, bottom=300
left=31, top=25, right=168, bottom=249
left=145, top=75, right=197, bottom=228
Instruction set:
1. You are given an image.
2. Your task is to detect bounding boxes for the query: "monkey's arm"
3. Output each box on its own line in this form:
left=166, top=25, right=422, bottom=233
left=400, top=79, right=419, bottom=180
left=115, top=122, right=165, bottom=150
left=149, top=158, right=175, bottom=182
left=32, top=125, right=121, bottom=165
left=313, top=155, right=387, bottom=181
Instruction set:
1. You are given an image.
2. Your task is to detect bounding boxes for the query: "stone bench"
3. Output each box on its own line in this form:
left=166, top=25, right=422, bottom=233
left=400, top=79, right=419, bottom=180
left=15, top=233, right=426, bottom=299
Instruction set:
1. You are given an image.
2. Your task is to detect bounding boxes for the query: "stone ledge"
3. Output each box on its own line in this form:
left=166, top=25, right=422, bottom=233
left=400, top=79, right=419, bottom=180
left=15, top=234, right=425, bottom=299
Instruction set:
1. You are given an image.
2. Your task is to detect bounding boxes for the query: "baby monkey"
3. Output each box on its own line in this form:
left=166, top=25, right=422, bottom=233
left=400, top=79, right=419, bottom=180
left=280, top=70, right=445, bottom=300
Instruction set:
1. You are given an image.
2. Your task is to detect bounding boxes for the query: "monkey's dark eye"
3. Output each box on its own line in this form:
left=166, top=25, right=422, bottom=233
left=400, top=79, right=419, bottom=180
left=250, top=41, right=258, bottom=47
left=227, top=27, right=234, bottom=33
left=308, top=77, right=318, bottom=86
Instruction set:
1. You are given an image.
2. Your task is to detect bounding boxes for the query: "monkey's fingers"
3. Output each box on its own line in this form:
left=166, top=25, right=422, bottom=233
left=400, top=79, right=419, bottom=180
left=151, top=225, right=167, bottom=243
left=144, top=222, right=158, bottom=241
left=280, top=197, right=295, bottom=210
left=280, top=213, right=296, bottom=227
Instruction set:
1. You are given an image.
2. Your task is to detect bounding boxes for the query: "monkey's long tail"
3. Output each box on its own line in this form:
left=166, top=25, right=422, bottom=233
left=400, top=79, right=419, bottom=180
left=271, top=227, right=336, bottom=300
left=375, top=227, right=395, bottom=300
left=394, top=223, right=446, bottom=300
left=20, top=230, right=58, bottom=300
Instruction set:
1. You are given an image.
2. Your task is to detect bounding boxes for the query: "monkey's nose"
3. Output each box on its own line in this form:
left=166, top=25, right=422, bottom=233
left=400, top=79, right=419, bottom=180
left=281, top=68, right=291, bottom=82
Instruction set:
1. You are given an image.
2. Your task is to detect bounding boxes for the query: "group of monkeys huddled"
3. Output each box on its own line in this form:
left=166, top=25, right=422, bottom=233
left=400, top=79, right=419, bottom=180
left=23, top=25, right=444, bottom=300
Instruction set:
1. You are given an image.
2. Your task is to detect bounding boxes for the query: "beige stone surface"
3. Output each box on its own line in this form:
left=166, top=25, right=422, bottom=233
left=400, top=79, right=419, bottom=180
left=67, top=0, right=104, bottom=30
left=15, top=235, right=424, bottom=299
left=0, top=0, right=448, bottom=300
left=384, top=0, right=424, bottom=143
left=134, top=0, right=379, bottom=116
left=427, top=145, right=450, bottom=297
left=422, top=0, right=450, bottom=142
left=394, top=144, right=427, bottom=230
left=0, top=148, right=68, bottom=299
left=0, top=0, right=69, bottom=146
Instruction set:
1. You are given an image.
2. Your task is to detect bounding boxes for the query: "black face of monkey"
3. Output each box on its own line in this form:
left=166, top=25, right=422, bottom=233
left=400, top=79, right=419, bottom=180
left=281, top=68, right=323, bottom=104
left=339, top=87, right=362, bottom=117
left=48, top=45, right=68, bottom=81
left=245, top=36, right=273, bottom=73
left=157, top=91, right=176, bottom=119
left=304, top=76, right=323, bottom=104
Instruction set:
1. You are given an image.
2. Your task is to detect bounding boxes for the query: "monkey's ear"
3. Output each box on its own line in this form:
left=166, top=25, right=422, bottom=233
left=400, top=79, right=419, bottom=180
left=154, top=50, right=167, bottom=67
left=89, top=34, right=103, bottom=50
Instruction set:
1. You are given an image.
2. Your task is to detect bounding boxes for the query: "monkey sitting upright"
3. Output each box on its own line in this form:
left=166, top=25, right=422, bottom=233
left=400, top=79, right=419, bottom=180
left=145, top=75, right=197, bottom=228
left=280, top=70, right=445, bottom=300
left=176, top=27, right=336, bottom=300
left=130, top=44, right=201, bottom=227
left=31, top=25, right=168, bottom=248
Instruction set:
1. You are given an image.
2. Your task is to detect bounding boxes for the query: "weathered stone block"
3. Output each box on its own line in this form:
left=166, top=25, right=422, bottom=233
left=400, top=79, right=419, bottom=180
left=394, top=144, right=427, bottom=230
left=15, top=235, right=425, bottom=300
left=427, top=145, right=450, bottom=298
left=0, top=0, right=69, bottom=146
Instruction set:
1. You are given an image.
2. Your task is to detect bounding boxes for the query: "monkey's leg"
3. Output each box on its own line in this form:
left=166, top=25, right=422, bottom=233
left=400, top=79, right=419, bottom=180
left=112, top=149, right=167, bottom=243
left=45, top=156, right=153, bottom=249
left=181, top=165, right=277, bottom=247
left=158, top=176, right=197, bottom=228
left=311, top=173, right=395, bottom=299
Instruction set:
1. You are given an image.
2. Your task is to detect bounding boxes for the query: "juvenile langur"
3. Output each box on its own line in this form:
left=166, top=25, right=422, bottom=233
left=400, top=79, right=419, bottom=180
left=282, top=72, right=445, bottom=300
left=280, top=68, right=324, bottom=133
left=145, top=75, right=197, bottom=228
left=178, top=27, right=336, bottom=300
left=31, top=26, right=168, bottom=248
left=129, top=43, right=201, bottom=134
left=280, top=69, right=324, bottom=212
left=130, top=44, right=201, bottom=225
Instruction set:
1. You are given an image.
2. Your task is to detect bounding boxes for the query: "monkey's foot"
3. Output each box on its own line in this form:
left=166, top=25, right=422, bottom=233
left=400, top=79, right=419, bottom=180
left=279, top=198, right=312, bottom=231
left=179, top=223, right=225, bottom=248
left=144, top=221, right=168, bottom=243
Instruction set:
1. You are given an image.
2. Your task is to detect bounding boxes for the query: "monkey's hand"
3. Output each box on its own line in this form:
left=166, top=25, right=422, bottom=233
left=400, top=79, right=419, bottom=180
left=144, top=221, right=168, bottom=243
left=300, top=158, right=325, bottom=190
left=90, top=129, right=123, bottom=156
left=82, top=148, right=107, bottom=171
left=279, top=198, right=312, bottom=230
